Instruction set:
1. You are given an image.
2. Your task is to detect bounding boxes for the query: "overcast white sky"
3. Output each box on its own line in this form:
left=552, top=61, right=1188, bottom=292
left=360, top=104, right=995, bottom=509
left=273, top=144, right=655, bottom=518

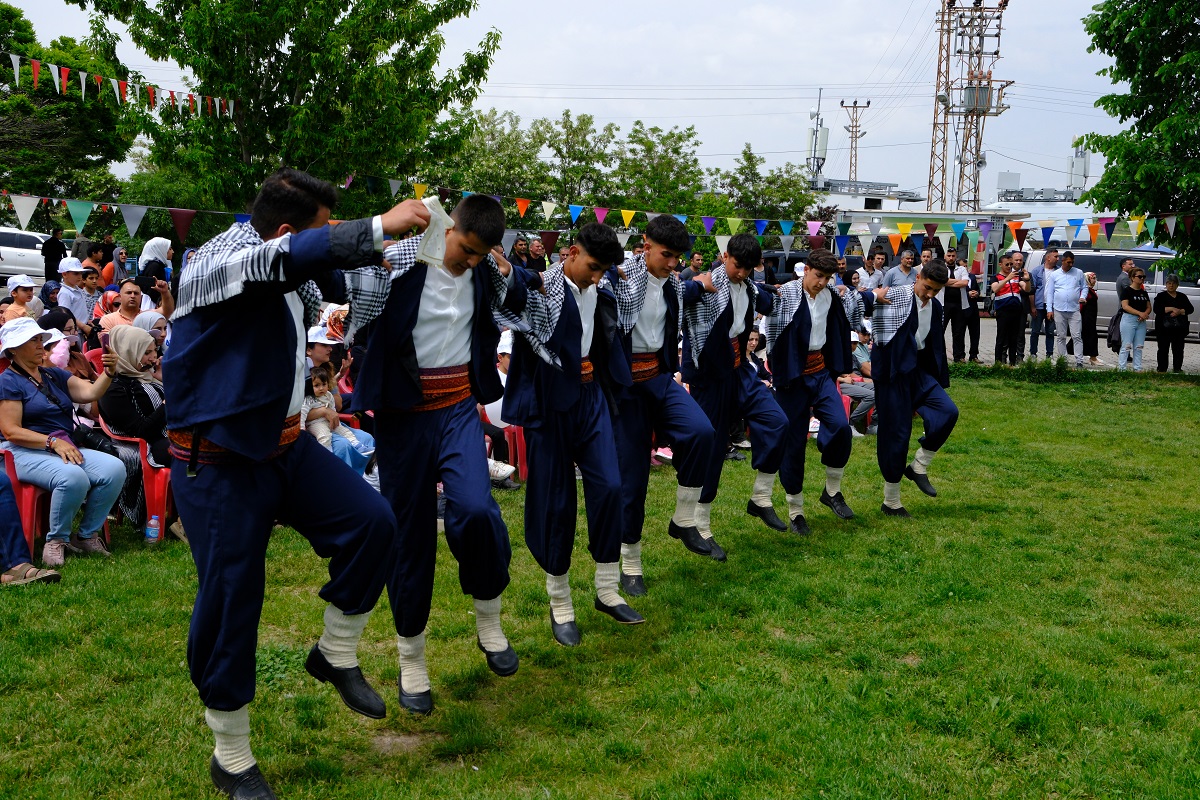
left=13, top=0, right=1124, bottom=204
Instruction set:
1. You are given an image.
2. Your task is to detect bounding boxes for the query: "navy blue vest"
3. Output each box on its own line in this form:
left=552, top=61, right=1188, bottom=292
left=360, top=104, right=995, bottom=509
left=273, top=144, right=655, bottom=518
left=770, top=288, right=853, bottom=389
left=681, top=281, right=769, bottom=387
left=609, top=268, right=681, bottom=390
left=871, top=298, right=950, bottom=387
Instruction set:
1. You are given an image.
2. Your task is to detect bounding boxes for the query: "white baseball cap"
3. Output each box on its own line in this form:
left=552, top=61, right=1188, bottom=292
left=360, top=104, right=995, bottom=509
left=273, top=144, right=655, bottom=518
left=0, top=317, right=53, bottom=351
left=497, top=329, right=514, bottom=355
left=6, top=274, right=36, bottom=293
left=58, top=257, right=88, bottom=274
left=306, top=325, right=340, bottom=345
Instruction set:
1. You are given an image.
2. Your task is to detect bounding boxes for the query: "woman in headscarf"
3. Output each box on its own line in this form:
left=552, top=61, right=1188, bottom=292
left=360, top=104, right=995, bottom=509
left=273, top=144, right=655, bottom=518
left=132, top=310, right=168, bottom=378
left=97, top=325, right=170, bottom=527
left=38, top=280, right=61, bottom=313
left=102, top=244, right=130, bottom=288
left=138, top=237, right=173, bottom=305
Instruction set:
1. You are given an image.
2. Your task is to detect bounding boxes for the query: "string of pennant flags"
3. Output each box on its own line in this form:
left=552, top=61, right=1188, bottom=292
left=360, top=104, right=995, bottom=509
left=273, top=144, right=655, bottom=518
left=3, top=50, right=235, bottom=118
left=1, top=183, right=1196, bottom=259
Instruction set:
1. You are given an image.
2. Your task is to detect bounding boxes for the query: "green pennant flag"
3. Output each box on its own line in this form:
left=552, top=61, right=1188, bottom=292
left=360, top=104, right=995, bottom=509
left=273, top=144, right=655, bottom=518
left=65, top=200, right=94, bottom=236
left=836, top=220, right=852, bottom=236
left=726, top=218, right=743, bottom=234
left=1146, top=218, right=1157, bottom=239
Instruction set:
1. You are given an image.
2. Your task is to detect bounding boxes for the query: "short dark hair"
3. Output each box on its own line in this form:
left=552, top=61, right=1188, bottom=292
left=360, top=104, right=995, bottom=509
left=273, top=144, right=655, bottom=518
left=1062, top=250, right=1075, bottom=260
left=645, top=215, right=690, bottom=253
left=1120, top=257, right=1134, bottom=268
left=922, top=258, right=950, bottom=285
left=573, top=223, right=625, bottom=267
left=52, top=228, right=64, bottom=236
left=87, top=242, right=104, bottom=257
left=1045, top=247, right=1059, bottom=255
left=450, top=195, right=506, bottom=247
left=806, top=249, right=840, bottom=276
left=310, top=362, right=335, bottom=385
left=726, top=233, right=761, bottom=269
left=921, top=247, right=933, bottom=255
left=250, top=168, right=339, bottom=238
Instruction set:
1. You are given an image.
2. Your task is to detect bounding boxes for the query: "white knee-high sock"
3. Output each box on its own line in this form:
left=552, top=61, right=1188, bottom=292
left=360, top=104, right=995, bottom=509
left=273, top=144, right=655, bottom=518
left=787, top=492, right=805, bottom=520
left=206, top=706, right=255, bottom=775
left=621, top=541, right=643, bottom=576
left=396, top=633, right=430, bottom=694
left=883, top=481, right=903, bottom=509
left=594, top=561, right=624, bottom=607
left=671, top=485, right=701, bottom=527
left=473, top=597, right=508, bottom=653
left=751, top=471, right=776, bottom=505
left=911, top=447, right=935, bottom=474
left=546, top=572, right=574, bottom=623
left=825, top=466, right=844, bottom=496
left=317, top=605, right=370, bottom=669
left=696, top=502, right=713, bottom=540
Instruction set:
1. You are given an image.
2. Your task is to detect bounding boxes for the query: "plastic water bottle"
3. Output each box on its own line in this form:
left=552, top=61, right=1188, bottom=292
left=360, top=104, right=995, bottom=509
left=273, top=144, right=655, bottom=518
left=145, top=515, right=160, bottom=544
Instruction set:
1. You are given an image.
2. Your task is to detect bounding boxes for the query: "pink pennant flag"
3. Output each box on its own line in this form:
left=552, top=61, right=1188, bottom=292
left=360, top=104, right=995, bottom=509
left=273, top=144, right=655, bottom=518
left=806, top=220, right=822, bottom=237
left=594, top=207, right=609, bottom=225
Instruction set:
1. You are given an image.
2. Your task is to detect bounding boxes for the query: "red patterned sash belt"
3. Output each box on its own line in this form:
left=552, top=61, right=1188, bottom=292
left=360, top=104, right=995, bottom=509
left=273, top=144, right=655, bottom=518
left=412, top=364, right=473, bottom=412
left=580, top=357, right=595, bottom=384
left=730, top=337, right=743, bottom=369
left=169, top=413, right=302, bottom=466
left=804, top=351, right=826, bottom=375
left=631, top=352, right=661, bottom=383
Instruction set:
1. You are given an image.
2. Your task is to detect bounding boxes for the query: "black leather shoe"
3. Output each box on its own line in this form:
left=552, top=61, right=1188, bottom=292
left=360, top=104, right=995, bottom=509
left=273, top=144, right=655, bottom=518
left=904, top=465, right=937, bottom=497
left=669, top=520, right=712, bottom=556
left=620, top=572, right=647, bottom=597
left=594, top=596, right=645, bottom=624
left=476, top=639, right=519, bottom=677
left=707, top=537, right=727, bottom=562
left=397, top=679, right=433, bottom=715
left=790, top=514, right=811, bottom=536
left=210, top=757, right=277, bottom=800
left=746, top=500, right=787, bottom=531
left=304, top=643, right=386, bottom=719
left=881, top=503, right=912, bottom=518
left=819, top=489, right=855, bottom=520
left=550, top=613, right=582, bottom=647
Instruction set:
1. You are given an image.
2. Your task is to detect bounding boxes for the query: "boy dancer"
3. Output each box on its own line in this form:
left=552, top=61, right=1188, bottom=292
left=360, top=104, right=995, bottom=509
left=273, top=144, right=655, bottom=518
left=604, top=215, right=716, bottom=594
left=503, top=223, right=642, bottom=646
left=870, top=258, right=958, bottom=517
left=683, top=233, right=789, bottom=559
left=759, top=249, right=856, bottom=535
left=166, top=169, right=421, bottom=800
left=353, top=194, right=527, bottom=715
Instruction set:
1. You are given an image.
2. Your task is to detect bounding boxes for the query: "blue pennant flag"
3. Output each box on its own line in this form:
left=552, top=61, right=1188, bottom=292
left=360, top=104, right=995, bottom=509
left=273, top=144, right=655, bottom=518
left=234, top=213, right=251, bottom=224
left=951, top=221, right=967, bottom=241
left=779, top=221, right=794, bottom=236
left=674, top=214, right=688, bottom=224
left=569, top=204, right=584, bottom=223
left=834, top=235, right=850, bottom=256
left=754, top=220, right=769, bottom=236
left=910, top=233, right=924, bottom=254
left=1067, top=218, right=1084, bottom=240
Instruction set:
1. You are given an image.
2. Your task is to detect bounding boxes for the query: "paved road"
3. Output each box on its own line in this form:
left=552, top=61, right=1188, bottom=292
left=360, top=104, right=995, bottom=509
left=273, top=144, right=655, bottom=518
left=945, top=317, right=1200, bottom=373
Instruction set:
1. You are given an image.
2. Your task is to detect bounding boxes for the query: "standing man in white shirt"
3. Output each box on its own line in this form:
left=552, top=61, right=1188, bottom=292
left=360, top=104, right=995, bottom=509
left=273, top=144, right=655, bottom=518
left=857, top=250, right=887, bottom=291
left=1044, top=251, right=1089, bottom=367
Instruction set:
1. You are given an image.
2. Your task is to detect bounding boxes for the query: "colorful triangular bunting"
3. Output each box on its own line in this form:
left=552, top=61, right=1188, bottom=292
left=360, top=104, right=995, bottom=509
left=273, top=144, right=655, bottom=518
left=10, top=195, right=38, bottom=229
left=701, top=216, right=716, bottom=234
left=65, top=200, right=93, bottom=236
left=568, top=205, right=584, bottom=223
left=119, top=204, right=148, bottom=238
left=169, top=208, right=198, bottom=243
left=542, top=201, right=557, bottom=219
left=715, top=235, right=732, bottom=254
left=621, top=209, right=636, bottom=227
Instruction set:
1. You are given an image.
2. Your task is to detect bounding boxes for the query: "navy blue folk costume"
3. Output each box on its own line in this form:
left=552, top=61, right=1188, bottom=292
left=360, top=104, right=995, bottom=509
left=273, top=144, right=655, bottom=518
left=602, top=254, right=716, bottom=592
left=681, top=263, right=789, bottom=556
left=352, top=233, right=528, bottom=714
left=503, top=263, right=644, bottom=646
left=761, top=280, right=857, bottom=535
left=870, top=283, right=959, bottom=516
left=166, top=217, right=400, bottom=783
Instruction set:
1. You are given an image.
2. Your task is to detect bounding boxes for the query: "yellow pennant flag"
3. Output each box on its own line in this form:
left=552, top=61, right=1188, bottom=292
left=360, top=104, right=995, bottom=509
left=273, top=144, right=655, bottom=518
left=896, top=222, right=913, bottom=238
left=1131, top=214, right=1146, bottom=235
left=727, top=218, right=743, bottom=234
left=621, top=209, right=636, bottom=227
left=413, top=183, right=428, bottom=200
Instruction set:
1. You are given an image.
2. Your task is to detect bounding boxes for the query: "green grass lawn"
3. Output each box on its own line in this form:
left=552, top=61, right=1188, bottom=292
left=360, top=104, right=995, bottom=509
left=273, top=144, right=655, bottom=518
left=4, top=373, right=1200, bottom=799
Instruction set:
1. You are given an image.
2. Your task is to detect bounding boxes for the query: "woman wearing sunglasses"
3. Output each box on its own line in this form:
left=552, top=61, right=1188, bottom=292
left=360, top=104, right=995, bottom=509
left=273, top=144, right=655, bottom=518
left=0, top=318, right=123, bottom=567
left=1118, top=268, right=1152, bottom=371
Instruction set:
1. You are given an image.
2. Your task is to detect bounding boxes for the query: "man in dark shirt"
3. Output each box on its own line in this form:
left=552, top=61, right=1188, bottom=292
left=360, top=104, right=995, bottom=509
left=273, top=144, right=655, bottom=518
left=679, top=251, right=706, bottom=281
left=100, top=233, right=116, bottom=267
left=42, top=228, right=67, bottom=282
left=508, top=236, right=529, bottom=269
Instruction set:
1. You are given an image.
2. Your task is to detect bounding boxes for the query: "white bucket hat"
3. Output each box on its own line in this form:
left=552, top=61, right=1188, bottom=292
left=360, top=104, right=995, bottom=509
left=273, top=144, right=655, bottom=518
left=1, top=317, right=54, bottom=352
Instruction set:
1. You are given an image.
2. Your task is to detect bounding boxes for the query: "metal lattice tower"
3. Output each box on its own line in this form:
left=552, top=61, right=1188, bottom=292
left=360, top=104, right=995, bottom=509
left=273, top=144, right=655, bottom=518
left=841, top=99, right=870, bottom=183
left=927, top=0, right=1013, bottom=211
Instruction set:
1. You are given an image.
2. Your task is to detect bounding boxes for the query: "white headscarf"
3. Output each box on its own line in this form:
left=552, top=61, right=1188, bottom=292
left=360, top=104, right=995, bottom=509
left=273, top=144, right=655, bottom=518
left=140, top=237, right=172, bottom=266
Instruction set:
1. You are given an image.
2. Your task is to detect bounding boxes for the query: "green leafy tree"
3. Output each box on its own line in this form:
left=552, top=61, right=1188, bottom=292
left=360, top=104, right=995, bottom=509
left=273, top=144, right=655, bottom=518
left=0, top=3, right=135, bottom=231
left=1081, top=1, right=1200, bottom=274
left=610, top=121, right=705, bottom=215
left=74, top=0, right=500, bottom=217
left=708, top=143, right=821, bottom=224
left=531, top=110, right=618, bottom=208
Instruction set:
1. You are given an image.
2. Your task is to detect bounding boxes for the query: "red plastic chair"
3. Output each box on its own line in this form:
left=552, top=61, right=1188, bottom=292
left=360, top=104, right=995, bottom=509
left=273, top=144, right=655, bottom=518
left=337, top=413, right=361, bottom=430
left=504, top=426, right=528, bottom=482
left=3, top=449, right=49, bottom=557
left=85, top=348, right=105, bottom=375
left=98, top=417, right=174, bottom=529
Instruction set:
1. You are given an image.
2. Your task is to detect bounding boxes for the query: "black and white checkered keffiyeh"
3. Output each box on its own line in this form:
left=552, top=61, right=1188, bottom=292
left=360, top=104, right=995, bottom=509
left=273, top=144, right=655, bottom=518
left=599, top=253, right=685, bottom=335
left=841, top=286, right=866, bottom=334
left=507, top=265, right=565, bottom=367
left=871, top=284, right=916, bottom=346
left=682, top=264, right=760, bottom=368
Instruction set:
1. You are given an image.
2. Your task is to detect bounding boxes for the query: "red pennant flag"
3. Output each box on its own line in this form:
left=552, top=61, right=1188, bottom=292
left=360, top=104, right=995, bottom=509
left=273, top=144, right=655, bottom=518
left=438, top=188, right=451, bottom=204
left=169, top=208, right=198, bottom=243
left=30, top=59, right=39, bottom=88
left=119, top=81, right=127, bottom=104
left=1014, top=229, right=1029, bottom=249
left=94, top=74, right=103, bottom=89
left=169, top=90, right=176, bottom=107
left=205, top=95, right=212, bottom=115
left=515, top=198, right=530, bottom=218
left=60, top=66, right=70, bottom=94
left=220, top=98, right=227, bottom=116
left=188, top=93, right=195, bottom=113
left=809, top=235, right=827, bottom=251
left=147, top=85, right=156, bottom=107
left=923, top=222, right=938, bottom=239
left=540, top=230, right=560, bottom=254
left=101, top=204, right=108, bottom=212
left=1185, top=215, right=1196, bottom=237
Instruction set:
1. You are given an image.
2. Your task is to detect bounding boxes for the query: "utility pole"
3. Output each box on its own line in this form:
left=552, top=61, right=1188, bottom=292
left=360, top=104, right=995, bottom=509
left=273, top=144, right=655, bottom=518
left=841, top=99, right=870, bottom=184
left=808, top=88, right=829, bottom=190
left=927, top=2, right=954, bottom=211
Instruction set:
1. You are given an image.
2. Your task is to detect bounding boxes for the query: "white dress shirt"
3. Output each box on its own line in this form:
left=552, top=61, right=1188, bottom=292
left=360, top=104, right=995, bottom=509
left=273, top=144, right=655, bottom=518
left=805, top=288, right=832, bottom=351
left=286, top=292, right=306, bottom=416
left=414, top=266, right=474, bottom=369
left=631, top=274, right=668, bottom=353
left=566, top=276, right=597, bottom=356
left=916, top=297, right=932, bottom=351
left=728, top=281, right=748, bottom=337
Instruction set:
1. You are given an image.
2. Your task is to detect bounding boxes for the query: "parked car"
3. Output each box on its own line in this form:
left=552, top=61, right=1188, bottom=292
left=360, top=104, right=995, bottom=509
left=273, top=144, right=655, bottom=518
left=1022, top=248, right=1200, bottom=341
left=0, top=227, right=50, bottom=283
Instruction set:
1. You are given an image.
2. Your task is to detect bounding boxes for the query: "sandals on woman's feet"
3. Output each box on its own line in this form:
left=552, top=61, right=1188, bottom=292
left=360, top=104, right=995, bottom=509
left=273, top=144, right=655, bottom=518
left=1, top=563, right=61, bottom=586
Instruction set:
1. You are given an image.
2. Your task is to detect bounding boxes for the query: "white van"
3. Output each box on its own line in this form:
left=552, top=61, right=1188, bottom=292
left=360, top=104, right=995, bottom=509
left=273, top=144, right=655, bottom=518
left=0, top=227, right=50, bottom=284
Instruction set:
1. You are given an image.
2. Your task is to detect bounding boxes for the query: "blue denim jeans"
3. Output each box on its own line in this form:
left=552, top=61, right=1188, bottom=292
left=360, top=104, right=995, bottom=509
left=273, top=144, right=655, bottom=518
left=329, top=428, right=375, bottom=473
left=0, top=473, right=29, bottom=570
left=2, top=444, right=126, bottom=541
left=1118, top=314, right=1148, bottom=371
